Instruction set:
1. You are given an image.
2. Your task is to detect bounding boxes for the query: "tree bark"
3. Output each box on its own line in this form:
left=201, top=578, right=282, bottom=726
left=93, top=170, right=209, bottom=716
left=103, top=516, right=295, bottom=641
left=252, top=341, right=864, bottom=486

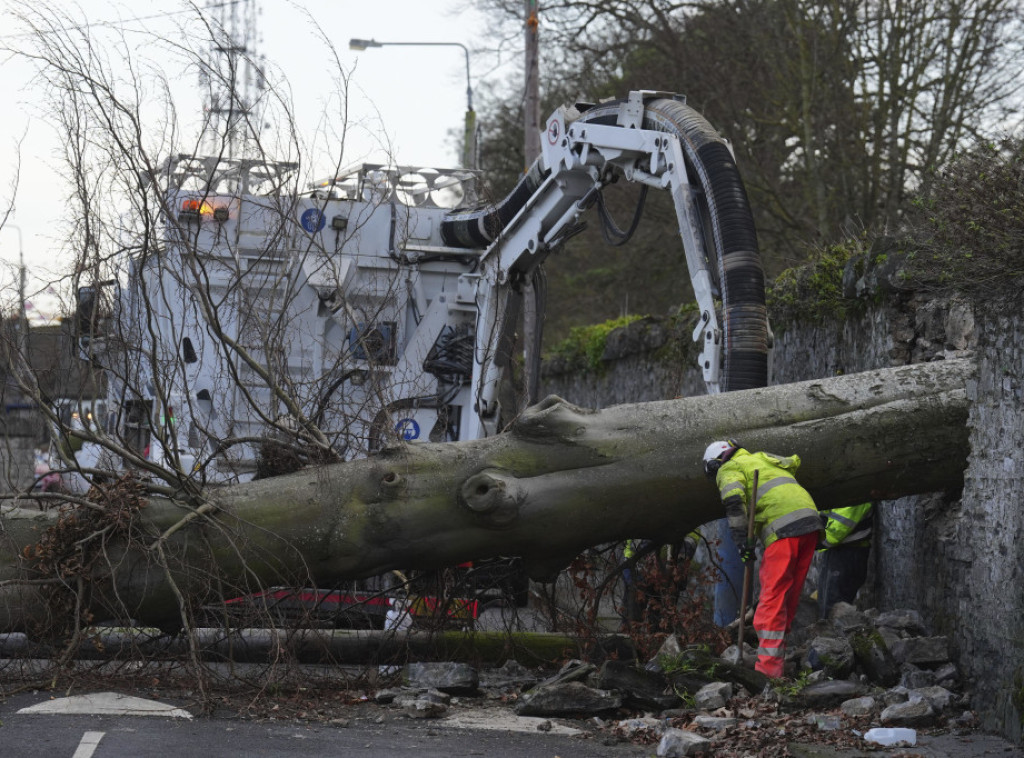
left=0, top=359, right=972, bottom=631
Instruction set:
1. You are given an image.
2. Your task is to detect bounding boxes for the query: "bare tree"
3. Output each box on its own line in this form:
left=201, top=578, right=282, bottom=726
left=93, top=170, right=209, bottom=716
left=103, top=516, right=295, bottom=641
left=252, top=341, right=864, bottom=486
left=1, top=6, right=495, bottom=660
left=473, top=0, right=1024, bottom=307
left=0, top=0, right=780, bottom=681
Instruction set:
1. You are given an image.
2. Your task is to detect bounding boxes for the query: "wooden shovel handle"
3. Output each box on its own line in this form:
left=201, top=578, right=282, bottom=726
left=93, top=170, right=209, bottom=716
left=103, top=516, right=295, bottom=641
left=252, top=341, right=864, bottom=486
left=736, top=469, right=759, bottom=664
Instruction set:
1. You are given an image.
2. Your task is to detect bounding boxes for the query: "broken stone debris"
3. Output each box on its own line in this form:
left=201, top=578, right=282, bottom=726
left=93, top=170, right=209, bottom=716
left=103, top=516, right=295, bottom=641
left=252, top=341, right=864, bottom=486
left=880, top=696, right=935, bottom=727
left=592, top=659, right=678, bottom=710
left=693, top=681, right=732, bottom=710
left=365, top=604, right=979, bottom=754
left=657, top=727, right=711, bottom=757
left=692, top=714, right=739, bottom=730
left=476, top=659, right=539, bottom=691
left=802, top=636, right=855, bottom=679
left=514, top=680, right=623, bottom=717
left=404, top=661, right=478, bottom=694
left=839, top=695, right=875, bottom=717
left=400, top=689, right=451, bottom=719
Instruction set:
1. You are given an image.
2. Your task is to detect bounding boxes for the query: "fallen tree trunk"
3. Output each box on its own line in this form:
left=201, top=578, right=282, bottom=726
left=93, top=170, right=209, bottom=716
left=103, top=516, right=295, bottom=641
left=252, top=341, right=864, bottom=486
left=0, top=359, right=972, bottom=631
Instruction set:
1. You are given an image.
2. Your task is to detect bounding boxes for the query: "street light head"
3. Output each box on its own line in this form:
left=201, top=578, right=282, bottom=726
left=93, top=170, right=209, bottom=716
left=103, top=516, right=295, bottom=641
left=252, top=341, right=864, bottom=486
left=349, top=38, right=382, bottom=51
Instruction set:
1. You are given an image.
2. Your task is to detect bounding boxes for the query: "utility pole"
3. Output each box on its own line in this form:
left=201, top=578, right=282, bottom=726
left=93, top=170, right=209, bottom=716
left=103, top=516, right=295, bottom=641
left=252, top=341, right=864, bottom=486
left=523, top=0, right=541, bottom=168
left=522, top=1, right=542, bottom=412
left=4, top=223, right=27, bottom=362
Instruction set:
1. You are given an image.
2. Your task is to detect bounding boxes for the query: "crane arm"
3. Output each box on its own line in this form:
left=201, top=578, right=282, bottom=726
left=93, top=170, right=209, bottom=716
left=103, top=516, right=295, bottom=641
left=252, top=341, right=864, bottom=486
left=441, top=92, right=769, bottom=440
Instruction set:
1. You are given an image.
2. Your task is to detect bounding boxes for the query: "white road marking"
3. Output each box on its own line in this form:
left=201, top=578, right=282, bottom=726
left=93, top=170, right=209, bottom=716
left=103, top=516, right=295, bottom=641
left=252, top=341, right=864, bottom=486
left=71, top=731, right=105, bottom=758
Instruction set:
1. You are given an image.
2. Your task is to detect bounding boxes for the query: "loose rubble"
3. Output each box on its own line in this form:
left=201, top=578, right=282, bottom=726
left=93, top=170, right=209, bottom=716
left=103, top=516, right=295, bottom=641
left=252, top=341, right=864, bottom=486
left=367, top=603, right=994, bottom=756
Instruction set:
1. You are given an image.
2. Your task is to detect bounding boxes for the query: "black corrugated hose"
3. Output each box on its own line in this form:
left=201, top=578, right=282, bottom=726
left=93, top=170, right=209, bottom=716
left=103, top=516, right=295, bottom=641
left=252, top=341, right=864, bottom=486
left=440, top=98, right=768, bottom=392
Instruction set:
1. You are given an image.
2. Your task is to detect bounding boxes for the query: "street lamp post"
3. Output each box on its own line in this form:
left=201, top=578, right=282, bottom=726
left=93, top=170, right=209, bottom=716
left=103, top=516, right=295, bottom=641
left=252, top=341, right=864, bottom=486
left=3, top=223, right=27, bottom=355
left=349, top=38, right=477, bottom=170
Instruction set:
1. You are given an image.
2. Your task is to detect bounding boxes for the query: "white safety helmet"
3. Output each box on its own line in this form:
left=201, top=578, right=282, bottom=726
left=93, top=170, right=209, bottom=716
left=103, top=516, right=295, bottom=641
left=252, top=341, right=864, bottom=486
left=703, top=439, right=739, bottom=478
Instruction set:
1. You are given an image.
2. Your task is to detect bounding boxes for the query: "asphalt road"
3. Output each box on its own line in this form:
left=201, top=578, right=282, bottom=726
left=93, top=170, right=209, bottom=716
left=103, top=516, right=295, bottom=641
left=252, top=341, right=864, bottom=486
left=0, top=690, right=649, bottom=758
left=2, top=689, right=1022, bottom=758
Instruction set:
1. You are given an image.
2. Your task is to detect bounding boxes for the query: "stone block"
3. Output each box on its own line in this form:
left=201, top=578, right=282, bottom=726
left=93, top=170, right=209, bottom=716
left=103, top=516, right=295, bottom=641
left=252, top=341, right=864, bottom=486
left=880, top=698, right=937, bottom=727
left=657, top=728, right=711, bottom=757
left=841, top=696, right=877, bottom=717
left=803, top=636, right=855, bottom=679
left=851, top=630, right=899, bottom=687
left=890, top=636, right=949, bottom=666
left=933, top=662, right=959, bottom=690
left=910, top=686, right=954, bottom=713
left=692, top=714, right=738, bottom=730
left=828, top=602, right=871, bottom=634
left=514, top=681, right=621, bottom=717
left=795, top=679, right=867, bottom=710
left=694, top=681, right=732, bottom=710
left=874, top=609, right=928, bottom=637
left=479, top=659, right=538, bottom=690
left=900, top=664, right=936, bottom=689
left=882, top=686, right=909, bottom=706
left=405, top=662, right=479, bottom=694
left=592, top=660, right=677, bottom=711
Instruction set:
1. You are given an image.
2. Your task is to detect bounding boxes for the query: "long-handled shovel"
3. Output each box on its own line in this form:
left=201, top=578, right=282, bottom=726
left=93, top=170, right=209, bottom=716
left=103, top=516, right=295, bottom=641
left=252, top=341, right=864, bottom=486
left=736, top=469, right=759, bottom=666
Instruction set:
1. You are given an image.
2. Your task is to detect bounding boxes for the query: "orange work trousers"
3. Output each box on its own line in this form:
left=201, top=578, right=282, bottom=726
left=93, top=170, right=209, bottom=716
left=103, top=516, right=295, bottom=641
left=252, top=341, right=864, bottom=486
left=753, top=532, right=818, bottom=678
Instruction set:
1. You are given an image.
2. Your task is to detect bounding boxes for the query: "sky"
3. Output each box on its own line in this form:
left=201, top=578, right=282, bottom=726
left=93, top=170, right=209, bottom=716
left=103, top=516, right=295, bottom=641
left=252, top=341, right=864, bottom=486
left=0, top=0, right=508, bottom=314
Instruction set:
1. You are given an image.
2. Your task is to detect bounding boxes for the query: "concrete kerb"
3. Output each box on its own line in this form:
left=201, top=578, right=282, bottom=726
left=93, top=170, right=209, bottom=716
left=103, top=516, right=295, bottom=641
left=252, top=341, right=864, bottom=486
left=17, top=691, right=193, bottom=718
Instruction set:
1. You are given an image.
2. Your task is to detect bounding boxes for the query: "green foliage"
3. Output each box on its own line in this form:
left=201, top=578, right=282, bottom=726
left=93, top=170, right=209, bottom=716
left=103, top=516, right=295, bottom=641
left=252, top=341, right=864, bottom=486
left=657, top=645, right=723, bottom=681
left=672, top=688, right=696, bottom=707
left=658, top=651, right=699, bottom=676
left=767, top=238, right=867, bottom=323
left=850, top=629, right=888, bottom=660
left=904, top=136, right=1024, bottom=292
left=771, top=668, right=813, bottom=697
left=546, top=314, right=646, bottom=372
left=1013, top=669, right=1024, bottom=727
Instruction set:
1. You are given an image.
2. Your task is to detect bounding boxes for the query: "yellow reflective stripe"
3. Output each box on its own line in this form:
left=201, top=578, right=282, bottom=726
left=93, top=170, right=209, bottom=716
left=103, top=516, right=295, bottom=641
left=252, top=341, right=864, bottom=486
left=756, top=476, right=798, bottom=500
left=757, top=629, right=785, bottom=640
left=720, top=481, right=745, bottom=498
left=845, top=527, right=871, bottom=542
left=823, top=510, right=856, bottom=528
left=765, top=507, right=819, bottom=537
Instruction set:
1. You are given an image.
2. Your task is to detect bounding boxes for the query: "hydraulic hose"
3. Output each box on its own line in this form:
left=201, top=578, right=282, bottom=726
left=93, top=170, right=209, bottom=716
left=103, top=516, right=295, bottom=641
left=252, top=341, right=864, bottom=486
left=439, top=98, right=769, bottom=393
left=441, top=160, right=548, bottom=249
left=578, top=98, right=768, bottom=392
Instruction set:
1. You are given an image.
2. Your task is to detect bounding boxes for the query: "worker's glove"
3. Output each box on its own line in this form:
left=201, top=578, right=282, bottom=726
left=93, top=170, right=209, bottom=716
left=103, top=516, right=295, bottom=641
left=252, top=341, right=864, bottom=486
left=738, top=545, right=756, bottom=564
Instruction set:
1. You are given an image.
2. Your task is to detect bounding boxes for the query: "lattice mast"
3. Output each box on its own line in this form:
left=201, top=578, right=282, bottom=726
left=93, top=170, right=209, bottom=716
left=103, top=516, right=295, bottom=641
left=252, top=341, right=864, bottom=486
left=200, top=0, right=266, bottom=159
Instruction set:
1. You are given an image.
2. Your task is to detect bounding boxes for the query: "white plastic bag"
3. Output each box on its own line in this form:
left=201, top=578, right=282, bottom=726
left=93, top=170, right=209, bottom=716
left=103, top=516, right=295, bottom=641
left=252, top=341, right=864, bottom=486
left=864, top=727, right=917, bottom=746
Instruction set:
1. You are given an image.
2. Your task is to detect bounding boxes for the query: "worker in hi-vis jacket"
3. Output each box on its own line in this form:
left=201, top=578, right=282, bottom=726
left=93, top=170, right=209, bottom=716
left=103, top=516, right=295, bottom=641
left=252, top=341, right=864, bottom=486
left=621, top=532, right=700, bottom=624
left=817, top=502, right=874, bottom=618
left=703, top=440, right=823, bottom=678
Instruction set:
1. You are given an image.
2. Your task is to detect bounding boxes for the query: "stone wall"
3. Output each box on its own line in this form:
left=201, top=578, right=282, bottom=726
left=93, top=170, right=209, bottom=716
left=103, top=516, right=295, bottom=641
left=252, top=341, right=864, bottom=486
left=540, top=289, right=1024, bottom=740
left=0, top=407, right=45, bottom=491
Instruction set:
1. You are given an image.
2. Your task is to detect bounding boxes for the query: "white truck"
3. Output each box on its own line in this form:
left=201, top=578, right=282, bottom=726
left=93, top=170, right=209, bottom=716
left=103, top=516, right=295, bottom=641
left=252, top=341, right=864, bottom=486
left=68, top=91, right=769, bottom=490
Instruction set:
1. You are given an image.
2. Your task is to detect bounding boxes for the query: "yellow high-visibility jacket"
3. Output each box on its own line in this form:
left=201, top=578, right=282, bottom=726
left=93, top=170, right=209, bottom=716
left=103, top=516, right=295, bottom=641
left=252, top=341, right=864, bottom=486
left=820, top=502, right=874, bottom=549
left=715, top=448, right=822, bottom=549
left=625, top=531, right=700, bottom=561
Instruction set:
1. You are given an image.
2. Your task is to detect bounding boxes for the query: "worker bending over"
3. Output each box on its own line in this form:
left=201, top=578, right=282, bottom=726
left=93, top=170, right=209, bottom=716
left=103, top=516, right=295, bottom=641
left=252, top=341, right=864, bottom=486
left=703, top=440, right=823, bottom=678
left=621, top=532, right=700, bottom=624
left=817, top=502, right=874, bottom=618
